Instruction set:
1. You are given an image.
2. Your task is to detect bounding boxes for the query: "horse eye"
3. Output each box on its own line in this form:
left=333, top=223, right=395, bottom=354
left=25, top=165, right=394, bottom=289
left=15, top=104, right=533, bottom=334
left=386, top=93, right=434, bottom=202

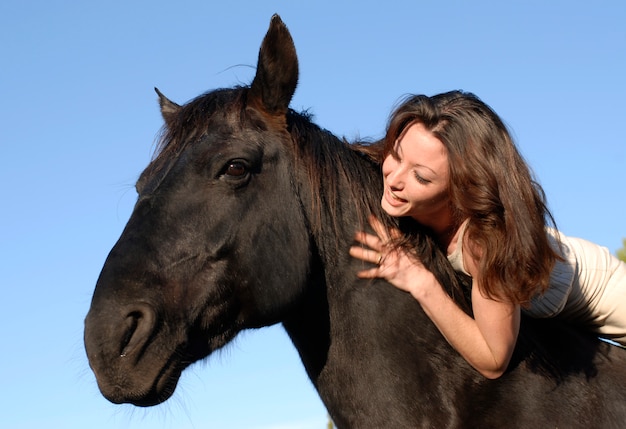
left=224, top=161, right=247, bottom=177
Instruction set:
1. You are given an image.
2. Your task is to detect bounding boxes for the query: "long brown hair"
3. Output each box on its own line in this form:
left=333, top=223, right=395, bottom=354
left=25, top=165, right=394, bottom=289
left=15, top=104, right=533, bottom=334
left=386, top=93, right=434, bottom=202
left=381, top=91, right=560, bottom=305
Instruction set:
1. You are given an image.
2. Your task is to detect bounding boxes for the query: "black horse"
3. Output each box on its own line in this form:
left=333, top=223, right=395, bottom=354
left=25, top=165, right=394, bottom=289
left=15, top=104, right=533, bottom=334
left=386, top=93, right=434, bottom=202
left=85, top=15, right=626, bottom=428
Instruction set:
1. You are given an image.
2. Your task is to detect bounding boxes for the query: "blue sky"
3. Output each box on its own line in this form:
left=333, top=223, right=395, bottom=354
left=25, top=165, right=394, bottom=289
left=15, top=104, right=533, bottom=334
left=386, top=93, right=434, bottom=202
left=1, top=1, right=624, bottom=428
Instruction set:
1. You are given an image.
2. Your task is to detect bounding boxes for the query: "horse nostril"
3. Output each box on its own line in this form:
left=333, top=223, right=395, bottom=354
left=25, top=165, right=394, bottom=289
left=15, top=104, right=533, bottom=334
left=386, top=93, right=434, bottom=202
left=119, top=304, right=156, bottom=359
left=120, top=313, right=139, bottom=357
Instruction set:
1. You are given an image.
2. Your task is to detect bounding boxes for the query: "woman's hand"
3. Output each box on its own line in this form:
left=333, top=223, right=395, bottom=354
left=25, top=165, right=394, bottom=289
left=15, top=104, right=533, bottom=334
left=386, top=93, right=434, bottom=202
left=349, top=216, right=438, bottom=297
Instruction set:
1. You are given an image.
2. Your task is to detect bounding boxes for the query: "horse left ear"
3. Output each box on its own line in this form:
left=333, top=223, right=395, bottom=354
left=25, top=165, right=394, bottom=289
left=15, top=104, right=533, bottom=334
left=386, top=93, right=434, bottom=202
left=248, top=14, right=299, bottom=117
left=155, top=87, right=181, bottom=128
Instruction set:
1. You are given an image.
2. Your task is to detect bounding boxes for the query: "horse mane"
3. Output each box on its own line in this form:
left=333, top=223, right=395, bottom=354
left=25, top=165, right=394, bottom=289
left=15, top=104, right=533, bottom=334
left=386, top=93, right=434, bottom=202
left=284, top=108, right=469, bottom=310
left=285, top=110, right=383, bottom=237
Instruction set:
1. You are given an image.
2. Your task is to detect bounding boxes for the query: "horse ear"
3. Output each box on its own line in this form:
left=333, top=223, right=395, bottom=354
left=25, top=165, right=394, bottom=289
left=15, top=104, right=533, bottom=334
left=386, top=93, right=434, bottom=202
left=248, top=14, right=299, bottom=117
left=155, top=87, right=181, bottom=128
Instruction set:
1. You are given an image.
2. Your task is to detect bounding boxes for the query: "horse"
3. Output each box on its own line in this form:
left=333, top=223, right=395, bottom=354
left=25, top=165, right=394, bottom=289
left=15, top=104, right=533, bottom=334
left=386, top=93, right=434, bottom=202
left=84, top=15, right=626, bottom=428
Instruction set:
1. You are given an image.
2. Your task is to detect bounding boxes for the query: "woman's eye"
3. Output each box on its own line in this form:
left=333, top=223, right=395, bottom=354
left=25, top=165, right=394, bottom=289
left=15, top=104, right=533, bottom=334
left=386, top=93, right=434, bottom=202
left=414, top=172, right=431, bottom=185
left=225, top=161, right=247, bottom=177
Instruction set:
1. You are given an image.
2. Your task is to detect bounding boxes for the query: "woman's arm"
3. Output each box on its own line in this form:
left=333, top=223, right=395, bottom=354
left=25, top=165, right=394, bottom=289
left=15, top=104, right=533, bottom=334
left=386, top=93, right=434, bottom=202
left=414, top=275, right=519, bottom=379
left=349, top=219, right=519, bottom=379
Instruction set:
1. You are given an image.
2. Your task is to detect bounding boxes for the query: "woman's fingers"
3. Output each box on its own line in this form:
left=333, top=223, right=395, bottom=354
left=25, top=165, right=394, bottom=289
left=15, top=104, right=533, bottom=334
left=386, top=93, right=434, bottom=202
left=349, top=245, right=385, bottom=279
left=349, top=216, right=404, bottom=280
left=353, top=231, right=384, bottom=252
left=355, top=267, right=381, bottom=279
left=349, top=245, right=382, bottom=264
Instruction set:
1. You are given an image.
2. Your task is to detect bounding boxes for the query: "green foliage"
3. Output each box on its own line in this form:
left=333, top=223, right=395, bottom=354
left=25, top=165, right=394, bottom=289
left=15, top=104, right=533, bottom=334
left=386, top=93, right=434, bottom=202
left=618, top=238, right=626, bottom=263
left=327, top=415, right=334, bottom=429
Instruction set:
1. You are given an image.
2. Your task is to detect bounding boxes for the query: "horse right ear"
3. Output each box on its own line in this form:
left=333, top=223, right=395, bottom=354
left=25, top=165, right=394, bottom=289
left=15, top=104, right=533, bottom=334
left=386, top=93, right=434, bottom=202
left=248, top=14, right=299, bottom=118
left=155, top=87, right=180, bottom=128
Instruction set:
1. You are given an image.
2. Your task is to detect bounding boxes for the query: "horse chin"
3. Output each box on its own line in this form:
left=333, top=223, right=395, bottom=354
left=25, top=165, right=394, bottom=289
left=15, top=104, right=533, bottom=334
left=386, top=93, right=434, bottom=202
left=88, top=341, right=187, bottom=407
left=114, top=365, right=182, bottom=407
left=100, top=334, right=233, bottom=406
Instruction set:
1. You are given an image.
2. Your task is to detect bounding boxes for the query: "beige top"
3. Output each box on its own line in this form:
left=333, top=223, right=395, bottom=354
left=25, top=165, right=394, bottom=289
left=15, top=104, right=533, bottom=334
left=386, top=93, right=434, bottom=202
left=446, top=220, right=471, bottom=277
left=446, top=222, right=626, bottom=344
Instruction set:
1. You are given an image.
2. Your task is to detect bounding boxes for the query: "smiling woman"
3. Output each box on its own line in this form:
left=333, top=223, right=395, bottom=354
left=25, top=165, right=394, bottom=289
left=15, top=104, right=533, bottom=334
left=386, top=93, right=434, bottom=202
left=350, top=90, right=626, bottom=381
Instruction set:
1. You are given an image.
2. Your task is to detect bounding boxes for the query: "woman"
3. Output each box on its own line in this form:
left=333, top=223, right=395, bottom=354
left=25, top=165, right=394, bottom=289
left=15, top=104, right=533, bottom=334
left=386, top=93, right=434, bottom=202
left=350, top=91, right=626, bottom=379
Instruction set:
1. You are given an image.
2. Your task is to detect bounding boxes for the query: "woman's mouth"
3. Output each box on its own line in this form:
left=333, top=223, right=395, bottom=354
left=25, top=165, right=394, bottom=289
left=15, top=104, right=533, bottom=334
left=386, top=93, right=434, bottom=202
left=384, top=187, right=407, bottom=207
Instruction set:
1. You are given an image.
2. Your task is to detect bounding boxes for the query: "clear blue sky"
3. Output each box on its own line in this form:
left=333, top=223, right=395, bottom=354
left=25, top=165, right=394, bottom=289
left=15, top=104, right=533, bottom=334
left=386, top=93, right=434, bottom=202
left=1, top=1, right=624, bottom=428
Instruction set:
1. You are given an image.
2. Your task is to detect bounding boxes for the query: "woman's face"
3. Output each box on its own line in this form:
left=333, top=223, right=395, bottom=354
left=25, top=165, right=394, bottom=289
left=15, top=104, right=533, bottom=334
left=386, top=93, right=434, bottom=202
left=381, top=122, right=451, bottom=226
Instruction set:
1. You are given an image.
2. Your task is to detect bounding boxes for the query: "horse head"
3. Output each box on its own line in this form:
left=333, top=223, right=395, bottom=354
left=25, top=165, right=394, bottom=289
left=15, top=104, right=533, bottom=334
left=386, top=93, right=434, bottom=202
left=84, top=15, right=317, bottom=406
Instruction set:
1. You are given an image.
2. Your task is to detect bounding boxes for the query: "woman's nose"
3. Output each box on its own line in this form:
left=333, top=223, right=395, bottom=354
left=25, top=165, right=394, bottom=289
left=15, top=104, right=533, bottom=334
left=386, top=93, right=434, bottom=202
left=384, top=166, right=404, bottom=189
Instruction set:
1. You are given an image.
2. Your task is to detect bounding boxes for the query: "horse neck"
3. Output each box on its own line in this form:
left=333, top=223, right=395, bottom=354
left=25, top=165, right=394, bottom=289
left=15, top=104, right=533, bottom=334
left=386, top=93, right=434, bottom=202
left=282, top=136, right=385, bottom=381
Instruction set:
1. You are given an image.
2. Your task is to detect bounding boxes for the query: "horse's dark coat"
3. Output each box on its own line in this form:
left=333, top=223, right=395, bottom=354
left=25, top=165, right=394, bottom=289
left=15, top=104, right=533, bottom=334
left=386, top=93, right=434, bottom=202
left=85, top=15, right=626, bottom=428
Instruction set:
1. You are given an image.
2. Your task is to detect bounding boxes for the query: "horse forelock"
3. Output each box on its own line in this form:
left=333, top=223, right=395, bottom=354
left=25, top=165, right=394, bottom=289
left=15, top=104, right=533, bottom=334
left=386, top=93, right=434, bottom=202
left=141, top=88, right=248, bottom=188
